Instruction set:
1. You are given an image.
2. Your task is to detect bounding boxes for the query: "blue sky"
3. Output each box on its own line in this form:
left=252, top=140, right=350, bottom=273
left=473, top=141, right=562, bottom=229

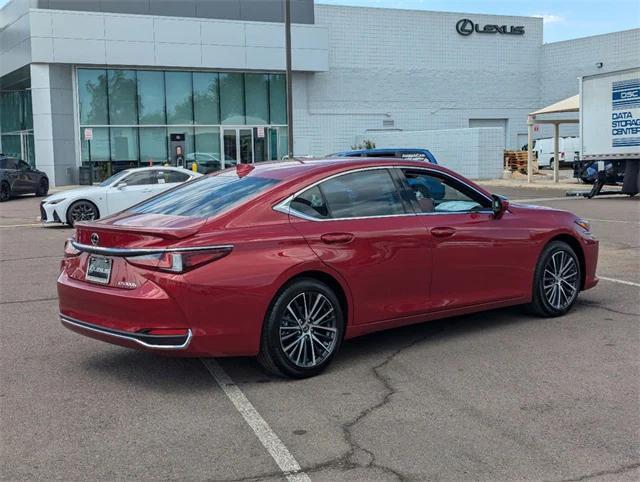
left=319, top=0, right=639, bottom=42
left=0, top=0, right=637, bottom=43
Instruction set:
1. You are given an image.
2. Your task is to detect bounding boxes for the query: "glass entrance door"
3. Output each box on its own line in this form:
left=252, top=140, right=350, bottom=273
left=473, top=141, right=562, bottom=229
left=238, top=128, right=253, bottom=164
left=222, top=128, right=254, bottom=167
left=223, top=129, right=238, bottom=168
left=20, top=130, right=35, bottom=166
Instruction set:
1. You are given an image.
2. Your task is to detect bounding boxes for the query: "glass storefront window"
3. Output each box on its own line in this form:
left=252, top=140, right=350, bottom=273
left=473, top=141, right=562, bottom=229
left=269, top=74, right=287, bottom=125
left=137, top=71, right=166, bottom=124
left=193, top=127, right=221, bottom=172
left=193, top=72, right=220, bottom=125
left=139, top=127, right=167, bottom=164
left=108, top=70, right=137, bottom=125
left=78, top=69, right=108, bottom=125
left=166, top=71, right=193, bottom=125
left=220, top=73, right=245, bottom=125
left=80, top=127, right=110, bottom=161
left=110, top=127, right=139, bottom=161
left=77, top=68, right=287, bottom=179
left=245, top=74, right=269, bottom=125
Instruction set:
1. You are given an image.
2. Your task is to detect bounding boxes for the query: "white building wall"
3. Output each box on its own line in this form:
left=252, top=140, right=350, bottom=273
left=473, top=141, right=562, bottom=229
left=536, top=28, right=640, bottom=139
left=23, top=8, right=328, bottom=73
left=30, top=63, right=75, bottom=186
left=356, top=128, right=504, bottom=179
left=293, top=5, right=543, bottom=158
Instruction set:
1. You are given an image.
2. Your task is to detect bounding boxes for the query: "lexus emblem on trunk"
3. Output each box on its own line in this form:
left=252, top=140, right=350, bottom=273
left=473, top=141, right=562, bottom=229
left=91, top=233, right=99, bottom=246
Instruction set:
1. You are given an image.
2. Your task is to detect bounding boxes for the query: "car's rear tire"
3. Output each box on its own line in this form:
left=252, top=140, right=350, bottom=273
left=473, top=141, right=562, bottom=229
left=0, top=182, right=10, bottom=202
left=66, top=200, right=99, bottom=226
left=36, top=178, right=49, bottom=196
left=258, top=278, right=345, bottom=378
left=527, top=241, right=581, bottom=317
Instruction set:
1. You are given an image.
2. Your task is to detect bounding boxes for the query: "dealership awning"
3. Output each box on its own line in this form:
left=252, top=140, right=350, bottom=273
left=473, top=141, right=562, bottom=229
left=530, top=94, right=579, bottom=116
left=526, top=95, right=580, bottom=183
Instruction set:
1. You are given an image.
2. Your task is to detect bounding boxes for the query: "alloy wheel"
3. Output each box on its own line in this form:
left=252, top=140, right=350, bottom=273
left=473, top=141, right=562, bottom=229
left=69, top=201, right=97, bottom=223
left=279, top=291, right=338, bottom=368
left=542, top=250, right=579, bottom=311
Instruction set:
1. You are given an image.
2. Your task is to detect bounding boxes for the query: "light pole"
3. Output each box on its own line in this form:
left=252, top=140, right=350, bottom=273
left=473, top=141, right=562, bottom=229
left=284, top=0, right=294, bottom=158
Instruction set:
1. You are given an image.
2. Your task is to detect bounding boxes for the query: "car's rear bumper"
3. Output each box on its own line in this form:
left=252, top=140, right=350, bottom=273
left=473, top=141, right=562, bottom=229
left=57, top=268, right=260, bottom=357
left=60, top=314, right=192, bottom=350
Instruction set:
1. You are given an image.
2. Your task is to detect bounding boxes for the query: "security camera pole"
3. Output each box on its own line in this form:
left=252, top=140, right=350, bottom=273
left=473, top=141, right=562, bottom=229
left=284, top=0, right=294, bottom=159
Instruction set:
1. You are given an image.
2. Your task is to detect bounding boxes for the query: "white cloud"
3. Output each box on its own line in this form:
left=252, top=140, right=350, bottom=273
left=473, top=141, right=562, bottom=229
left=532, top=13, right=565, bottom=24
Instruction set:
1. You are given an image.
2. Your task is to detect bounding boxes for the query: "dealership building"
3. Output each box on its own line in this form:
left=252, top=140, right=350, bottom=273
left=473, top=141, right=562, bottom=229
left=1, top=0, right=638, bottom=185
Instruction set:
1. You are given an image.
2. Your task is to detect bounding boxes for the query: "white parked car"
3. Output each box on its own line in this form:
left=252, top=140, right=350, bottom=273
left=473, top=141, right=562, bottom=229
left=40, top=166, right=201, bottom=226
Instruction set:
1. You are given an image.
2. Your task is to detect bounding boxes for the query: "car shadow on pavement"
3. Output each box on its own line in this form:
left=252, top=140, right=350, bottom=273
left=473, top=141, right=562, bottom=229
left=76, top=301, right=594, bottom=385
left=219, top=305, right=546, bottom=383
left=80, top=349, right=216, bottom=394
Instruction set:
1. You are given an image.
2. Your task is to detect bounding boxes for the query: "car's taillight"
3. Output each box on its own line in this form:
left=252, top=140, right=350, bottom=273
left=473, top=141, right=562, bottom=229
left=126, top=247, right=232, bottom=273
left=63, top=238, right=80, bottom=257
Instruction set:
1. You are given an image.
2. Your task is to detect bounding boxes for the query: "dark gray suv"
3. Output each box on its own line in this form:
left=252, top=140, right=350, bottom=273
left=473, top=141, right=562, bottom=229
left=0, top=155, right=49, bottom=202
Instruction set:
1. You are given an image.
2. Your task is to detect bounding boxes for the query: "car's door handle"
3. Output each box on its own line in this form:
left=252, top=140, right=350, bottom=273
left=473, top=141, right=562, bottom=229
left=431, top=227, right=456, bottom=238
left=321, top=233, right=354, bottom=244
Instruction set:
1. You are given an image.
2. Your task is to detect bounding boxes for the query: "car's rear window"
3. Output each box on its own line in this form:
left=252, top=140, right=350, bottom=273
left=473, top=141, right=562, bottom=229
left=130, top=172, right=279, bottom=218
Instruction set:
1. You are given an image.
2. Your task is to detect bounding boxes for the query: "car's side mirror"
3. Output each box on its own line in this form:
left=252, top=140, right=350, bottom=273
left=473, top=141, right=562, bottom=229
left=116, top=182, right=127, bottom=189
left=491, top=194, right=509, bottom=218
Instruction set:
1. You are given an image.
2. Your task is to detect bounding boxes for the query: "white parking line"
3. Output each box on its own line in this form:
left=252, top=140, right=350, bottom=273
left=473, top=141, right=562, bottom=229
left=513, top=196, right=582, bottom=203
left=586, top=218, right=640, bottom=225
left=599, top=276, right=640, bottom=288
left=202, top=359, right=310, bottom=482
left=0, top=223, right=42, bottom=228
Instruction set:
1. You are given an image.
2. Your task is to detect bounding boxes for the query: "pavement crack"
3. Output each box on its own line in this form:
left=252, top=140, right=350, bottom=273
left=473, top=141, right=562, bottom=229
left=555, top=461, right=640, bottom=481
left=579, top=301, right=639, bottom=317
left=301, top=332, right=437, bottom=480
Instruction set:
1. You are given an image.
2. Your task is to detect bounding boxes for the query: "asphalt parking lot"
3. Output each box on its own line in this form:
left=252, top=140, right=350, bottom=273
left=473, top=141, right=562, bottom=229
left=1, top=185, right=638, bottom=481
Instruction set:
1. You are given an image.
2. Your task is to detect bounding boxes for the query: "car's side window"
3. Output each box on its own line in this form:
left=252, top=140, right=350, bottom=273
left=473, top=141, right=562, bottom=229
left=4, top=158, right=19, bottom=170
left=18, top=160, right=30, bottom=170
left=158, top=170, right=190, bottom=184
left=319, top=169, right=406, bottom=219
left=400, top=169, right=489, bottom=214
left=290, top=186, right=329, bottom=219
left=123, top=171, right=157, bottom=186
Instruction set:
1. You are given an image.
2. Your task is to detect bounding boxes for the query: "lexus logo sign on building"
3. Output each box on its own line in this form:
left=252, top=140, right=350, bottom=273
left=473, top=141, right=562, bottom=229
left=456, top=18, right=525, bottom=36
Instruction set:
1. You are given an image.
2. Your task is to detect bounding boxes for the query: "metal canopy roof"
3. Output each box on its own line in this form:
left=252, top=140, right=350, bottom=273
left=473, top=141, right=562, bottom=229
left=530, top=94, right=579, bottom=116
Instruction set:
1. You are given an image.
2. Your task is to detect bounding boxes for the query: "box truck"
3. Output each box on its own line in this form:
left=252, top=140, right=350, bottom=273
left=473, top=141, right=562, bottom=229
left=578, top=68, right=640, bottom=196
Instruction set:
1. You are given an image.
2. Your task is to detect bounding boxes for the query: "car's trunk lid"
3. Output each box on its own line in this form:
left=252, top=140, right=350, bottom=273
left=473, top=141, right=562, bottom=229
left=68, top=213, right=207, bottom=289
left=75, top=213, right=206, bottom=248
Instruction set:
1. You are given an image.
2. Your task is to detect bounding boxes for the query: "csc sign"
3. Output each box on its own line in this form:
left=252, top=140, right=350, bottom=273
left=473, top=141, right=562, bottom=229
left=456, top=18, right=525, bottom=36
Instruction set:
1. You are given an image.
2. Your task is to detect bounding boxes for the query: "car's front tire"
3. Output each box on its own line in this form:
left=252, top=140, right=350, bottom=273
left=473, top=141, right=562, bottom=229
left=66, top=200, right=99, bottom=226
left=36, top=178, right=49, bottom=196
left=528, top=241, right=581, bottom=317
left=258, top=278, right=345, bottom=378
left=0, top=181, right=10, bottom=202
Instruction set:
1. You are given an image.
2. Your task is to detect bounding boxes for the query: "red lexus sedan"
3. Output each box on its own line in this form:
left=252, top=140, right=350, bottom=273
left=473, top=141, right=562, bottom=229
left=58, top=159, right=598, bottom=378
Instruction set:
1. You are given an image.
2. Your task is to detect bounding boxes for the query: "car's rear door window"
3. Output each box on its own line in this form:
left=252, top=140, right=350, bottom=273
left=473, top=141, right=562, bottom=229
left=290, top=185, right=329, bottom=219
left=157, top=170, right=190, bottom=184
left=319, top=169, right=406, bottom=219
left=124, top=171, right=158, bottom=186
